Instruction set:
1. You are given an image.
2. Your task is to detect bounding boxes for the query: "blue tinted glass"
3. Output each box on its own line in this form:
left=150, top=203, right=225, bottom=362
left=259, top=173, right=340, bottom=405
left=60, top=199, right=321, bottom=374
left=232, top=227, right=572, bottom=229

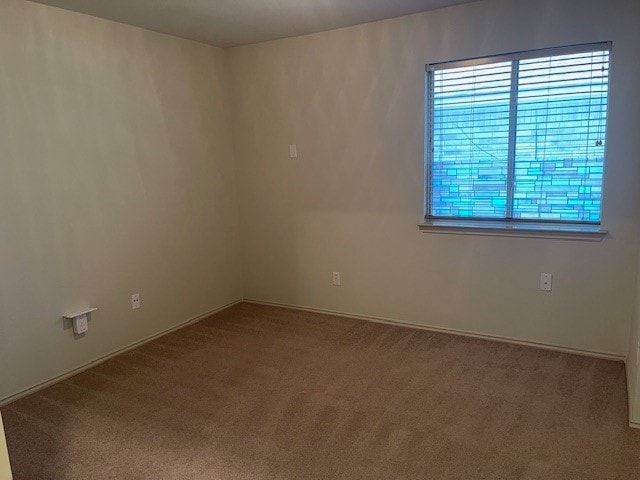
left=430, top=62, right=512, bottom=218
left=428, top=49, right=609, bottom=223
left=513, top=51, right=609, bottom=222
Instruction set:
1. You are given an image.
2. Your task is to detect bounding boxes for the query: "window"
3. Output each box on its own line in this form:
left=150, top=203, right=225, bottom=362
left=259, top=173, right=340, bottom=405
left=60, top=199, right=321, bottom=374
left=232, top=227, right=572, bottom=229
left=424, top=43, right=610, bottom=231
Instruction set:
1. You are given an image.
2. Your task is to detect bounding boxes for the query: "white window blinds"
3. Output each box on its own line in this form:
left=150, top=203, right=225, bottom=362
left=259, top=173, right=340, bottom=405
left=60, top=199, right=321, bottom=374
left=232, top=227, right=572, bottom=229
left=426, top=42, right=610, bottom=223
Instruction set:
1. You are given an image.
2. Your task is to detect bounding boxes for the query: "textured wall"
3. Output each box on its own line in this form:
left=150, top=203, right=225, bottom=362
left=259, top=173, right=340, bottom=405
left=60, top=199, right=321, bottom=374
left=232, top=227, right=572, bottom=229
left=229, top=0, right=640, bottom=358
left=0, top=0, right=242, bottom=401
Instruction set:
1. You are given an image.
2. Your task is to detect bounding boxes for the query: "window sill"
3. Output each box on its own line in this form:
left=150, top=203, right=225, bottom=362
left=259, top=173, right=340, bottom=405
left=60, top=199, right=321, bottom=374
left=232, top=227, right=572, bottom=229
left=418, top=219, right=607, bottom=241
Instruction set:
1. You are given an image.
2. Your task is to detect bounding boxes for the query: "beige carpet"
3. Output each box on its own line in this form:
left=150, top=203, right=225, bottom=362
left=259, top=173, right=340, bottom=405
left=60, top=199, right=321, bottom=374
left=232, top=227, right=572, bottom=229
left=3, top=303, right=640, bottom=479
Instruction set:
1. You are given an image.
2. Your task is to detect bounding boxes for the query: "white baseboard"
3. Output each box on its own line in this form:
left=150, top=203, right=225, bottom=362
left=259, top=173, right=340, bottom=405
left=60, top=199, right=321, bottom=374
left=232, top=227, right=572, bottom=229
left=2, top=296, right=630, bottom=416
left=626, top=362, right=639, bottom=428
left=250, top=296, right=638, bottom=427
left=0, top=299, right=242, bottom=407
left=244, top=299, right=626, bottom=362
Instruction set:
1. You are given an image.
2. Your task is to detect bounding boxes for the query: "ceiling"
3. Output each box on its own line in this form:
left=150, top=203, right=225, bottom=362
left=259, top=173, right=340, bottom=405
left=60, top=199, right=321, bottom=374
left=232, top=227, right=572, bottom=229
left=27, top=0, right=479, bottom=48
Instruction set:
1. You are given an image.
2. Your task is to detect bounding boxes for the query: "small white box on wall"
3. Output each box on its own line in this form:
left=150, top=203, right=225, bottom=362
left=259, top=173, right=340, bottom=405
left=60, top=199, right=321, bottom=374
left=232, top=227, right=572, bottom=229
left=72, top=314, right=89, bottom=334
left=63, top=308, right=97, bottom=336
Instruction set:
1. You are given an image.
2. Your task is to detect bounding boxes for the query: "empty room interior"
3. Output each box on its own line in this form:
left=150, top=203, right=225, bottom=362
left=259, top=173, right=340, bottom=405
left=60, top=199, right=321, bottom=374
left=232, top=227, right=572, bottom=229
left=2, top=0, right=640, bottom=478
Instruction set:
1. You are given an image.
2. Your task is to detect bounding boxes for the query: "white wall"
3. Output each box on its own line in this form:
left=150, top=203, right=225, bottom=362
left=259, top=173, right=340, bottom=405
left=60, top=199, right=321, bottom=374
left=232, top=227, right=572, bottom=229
left=628, top=232, right=640, bottom=425
left=0, top=0, right=242, bottom=402
left=622, top=0, right=640, bottom=426
left=229, top=0, right=640, bottom=358
left=3, top=0, right=640, bottom=421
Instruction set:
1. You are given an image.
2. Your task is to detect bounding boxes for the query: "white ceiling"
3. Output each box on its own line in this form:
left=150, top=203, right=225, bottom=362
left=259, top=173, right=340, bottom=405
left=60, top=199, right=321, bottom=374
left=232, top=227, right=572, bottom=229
left=28, top=0, right=480, bottom=48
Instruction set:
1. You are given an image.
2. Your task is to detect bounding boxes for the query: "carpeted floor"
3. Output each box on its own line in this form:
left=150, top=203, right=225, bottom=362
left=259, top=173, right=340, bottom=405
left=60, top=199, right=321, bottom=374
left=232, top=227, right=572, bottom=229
left=3, top=303, right=640, bottom=479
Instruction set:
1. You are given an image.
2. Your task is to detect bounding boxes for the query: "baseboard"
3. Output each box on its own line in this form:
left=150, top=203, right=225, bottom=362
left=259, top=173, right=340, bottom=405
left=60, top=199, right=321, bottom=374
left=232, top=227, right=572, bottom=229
left=0, top=299, right=242, bottom=407
left=626, top=363, right=632, bottom=425
left=244, top=299, right=626, bottom=362
left=626, top=362, right=639, bottom=429
left=2, top=296, right=628, bottom=408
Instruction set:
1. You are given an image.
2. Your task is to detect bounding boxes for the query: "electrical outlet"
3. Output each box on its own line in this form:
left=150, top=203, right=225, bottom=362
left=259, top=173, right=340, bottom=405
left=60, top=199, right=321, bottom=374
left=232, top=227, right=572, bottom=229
left=131, top=293, right=141, bottom=309
left=637, top=340, right=640, bottom=367
left=332, top=272, right=341, bottom=286
left=73, top=314, right=89, bottom=334
left=540, top=273, right=552, bottom=292
left=289, top=144, right=298, bottom=158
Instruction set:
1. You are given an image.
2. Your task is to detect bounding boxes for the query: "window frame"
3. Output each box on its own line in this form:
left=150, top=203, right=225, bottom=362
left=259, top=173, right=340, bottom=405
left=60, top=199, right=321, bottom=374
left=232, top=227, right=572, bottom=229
left=423, top=42, right=611, bottom=235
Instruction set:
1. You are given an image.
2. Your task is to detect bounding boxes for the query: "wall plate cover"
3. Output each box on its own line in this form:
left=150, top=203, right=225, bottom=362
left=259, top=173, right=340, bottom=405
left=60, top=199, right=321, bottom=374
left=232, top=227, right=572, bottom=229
left=73, top=314, right=89, bottom=334
left=540, top=273, right=552, bottom=291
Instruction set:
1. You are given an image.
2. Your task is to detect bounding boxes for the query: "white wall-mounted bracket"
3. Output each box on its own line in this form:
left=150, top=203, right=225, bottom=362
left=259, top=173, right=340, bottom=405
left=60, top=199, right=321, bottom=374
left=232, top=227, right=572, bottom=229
left=63, top=308, right=97, bottom=335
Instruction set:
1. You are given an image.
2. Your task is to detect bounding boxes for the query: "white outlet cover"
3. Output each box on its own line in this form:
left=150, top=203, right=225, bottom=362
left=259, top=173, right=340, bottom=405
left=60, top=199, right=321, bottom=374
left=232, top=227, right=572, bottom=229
left=332, top=272, right=341, bottom=286
left=540, top=273, right=552, bottom=291
left=132, top=293, right=141, bottom=309
left=73, top=314, right=89, bottom=334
